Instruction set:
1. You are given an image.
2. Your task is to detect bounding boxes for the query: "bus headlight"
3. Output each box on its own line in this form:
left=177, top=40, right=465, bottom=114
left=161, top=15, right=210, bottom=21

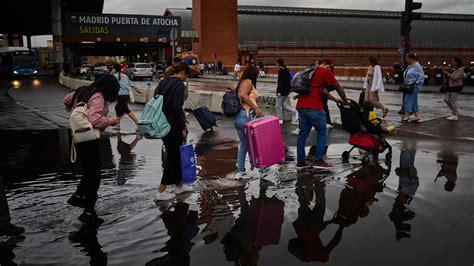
left=13, top=71, right=18, bottom=74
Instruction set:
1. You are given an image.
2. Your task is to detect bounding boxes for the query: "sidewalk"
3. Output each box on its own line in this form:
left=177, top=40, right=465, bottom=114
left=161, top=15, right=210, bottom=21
left=198, top=74, right=474, bottom=95
left=394, top=116, right=474, bottom=141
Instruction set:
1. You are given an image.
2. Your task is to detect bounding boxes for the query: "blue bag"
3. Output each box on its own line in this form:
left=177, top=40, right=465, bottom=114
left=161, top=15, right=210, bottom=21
left=180, top=144, right=197, bottom=184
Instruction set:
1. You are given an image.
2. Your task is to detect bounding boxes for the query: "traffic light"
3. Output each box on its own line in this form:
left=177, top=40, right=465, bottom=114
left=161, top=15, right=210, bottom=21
left=405, top=0, right=422, bottom=22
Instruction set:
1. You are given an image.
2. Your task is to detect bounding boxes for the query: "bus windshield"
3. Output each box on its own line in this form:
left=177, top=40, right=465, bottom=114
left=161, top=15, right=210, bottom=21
left=13, top=56, right=36, bottom=68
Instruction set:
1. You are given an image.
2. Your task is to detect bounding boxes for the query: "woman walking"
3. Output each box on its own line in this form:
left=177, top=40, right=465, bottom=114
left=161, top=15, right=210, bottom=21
left=154, top=63, right=193, bottom=201
left=276, top=58, right=298, bottom=124
left=443, top=57, right=464, bottom=121
left=401, top=53, right=425, bottom=123
left=234, top=65, right=262, bottom=180
left=64, top=74, right=120, bottom=225
left=113, top=64, right=141, bottom=127
left=363, top=56, right=389, bottom=118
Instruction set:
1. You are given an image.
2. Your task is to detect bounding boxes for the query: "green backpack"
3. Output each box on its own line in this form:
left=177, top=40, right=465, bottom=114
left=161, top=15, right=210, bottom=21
left=137, top=92, right=170, bottom=139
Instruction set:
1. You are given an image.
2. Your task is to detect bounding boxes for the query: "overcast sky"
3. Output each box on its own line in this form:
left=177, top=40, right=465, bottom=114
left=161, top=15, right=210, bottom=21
left=30, top=0, right=473, bottom=47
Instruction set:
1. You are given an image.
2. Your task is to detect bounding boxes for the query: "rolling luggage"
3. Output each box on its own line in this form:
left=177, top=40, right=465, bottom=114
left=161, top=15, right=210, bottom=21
left=188, top=101, right=217, bottom=131
left=244, top=116, right=285, bottom=169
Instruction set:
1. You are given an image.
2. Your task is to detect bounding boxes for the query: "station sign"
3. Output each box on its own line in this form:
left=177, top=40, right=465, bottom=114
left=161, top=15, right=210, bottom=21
left=63, top=13, right=181, bottom=39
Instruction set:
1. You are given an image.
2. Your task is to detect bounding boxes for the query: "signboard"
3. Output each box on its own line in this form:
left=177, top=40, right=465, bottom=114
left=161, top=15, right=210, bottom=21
left=63, top=13, right=181, bottom=38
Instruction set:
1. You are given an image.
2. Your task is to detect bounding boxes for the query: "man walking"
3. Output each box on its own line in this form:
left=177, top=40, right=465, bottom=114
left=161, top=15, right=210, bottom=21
left=296, top=59, right=349, bottom=169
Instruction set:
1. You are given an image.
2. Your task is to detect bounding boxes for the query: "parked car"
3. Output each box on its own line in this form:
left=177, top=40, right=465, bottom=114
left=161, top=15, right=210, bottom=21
left=93, top=65, right=109, bottom=80
left=125, top=63, right=153, bottom=80
left=80, top=64, right=91, bottom=74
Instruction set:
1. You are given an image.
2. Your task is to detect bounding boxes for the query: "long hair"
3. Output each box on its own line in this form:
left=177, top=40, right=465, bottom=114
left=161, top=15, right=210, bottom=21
left=368, top=56, right=379, bottom=66
left=236, top=65, right=259, bottom=93
left=163, top=62, right=191, bottom=78
left=67, top=74, right=119, bottom=111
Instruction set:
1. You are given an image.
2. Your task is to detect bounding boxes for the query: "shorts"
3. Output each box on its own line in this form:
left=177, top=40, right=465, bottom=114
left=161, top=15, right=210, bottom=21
left=115, top=95, right=131, bottom=117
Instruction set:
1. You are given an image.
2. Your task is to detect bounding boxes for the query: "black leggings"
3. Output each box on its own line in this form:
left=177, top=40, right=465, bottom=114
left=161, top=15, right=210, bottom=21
left=161, top=129, right=183, bottom=186
left=0, top=176, right=11, bottom=227
left=75, top=139, right=102, bottom=213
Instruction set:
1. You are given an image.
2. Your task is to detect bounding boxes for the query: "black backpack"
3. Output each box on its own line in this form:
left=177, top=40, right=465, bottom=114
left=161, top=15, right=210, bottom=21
left=221, top=87, right=242, bottom=117
left=291, top=66, right=317, bottom=95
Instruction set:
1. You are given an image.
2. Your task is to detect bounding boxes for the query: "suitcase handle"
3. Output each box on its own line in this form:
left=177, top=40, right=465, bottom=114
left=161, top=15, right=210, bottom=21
left=246, top=114, right=258, bottom=169
left=187, top=100, right=196, bottom=111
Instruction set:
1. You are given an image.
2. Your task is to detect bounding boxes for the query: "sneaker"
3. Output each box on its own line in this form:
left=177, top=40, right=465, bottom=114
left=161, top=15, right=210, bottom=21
left=292, top=128, right=300, bottom=135
left=0, top=223, right=25, bottom=236
left=386, top=125, right=395, bottom=133
left=291, top=113, right=299, bottom=125
left=174, top=184, right=194, bottom=195
left=154, top=191, right=176, bottom=201
left=313, top=160, right=333, bottom=169
left=296, top=160, right=312, bottom=169
left=327, top=124, right=334, bottom=129
left=279, top=120, right=283, bottom=125
left=235, top=171, right=252, bottom=180
left=67, top=194, right=85, bottom=208
left=78, top=211, right=104, bottom=226
left=446, top=115, right=458, bottom=121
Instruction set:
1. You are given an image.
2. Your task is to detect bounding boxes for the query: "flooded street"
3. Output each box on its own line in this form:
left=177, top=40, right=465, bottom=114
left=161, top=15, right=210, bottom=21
left=1, top=111, right=473, bottom=265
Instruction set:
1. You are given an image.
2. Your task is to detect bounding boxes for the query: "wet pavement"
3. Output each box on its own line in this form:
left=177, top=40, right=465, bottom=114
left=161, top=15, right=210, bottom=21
left=0, top=78, right=473, bottom=265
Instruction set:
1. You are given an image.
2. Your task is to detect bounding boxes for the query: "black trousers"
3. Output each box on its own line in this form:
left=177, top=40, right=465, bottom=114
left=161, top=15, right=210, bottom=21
left=161, top=129, right=183, bottom=186
left=0, top=176, right=11, bottom=227
left=75, top=139, right=102, bottom=213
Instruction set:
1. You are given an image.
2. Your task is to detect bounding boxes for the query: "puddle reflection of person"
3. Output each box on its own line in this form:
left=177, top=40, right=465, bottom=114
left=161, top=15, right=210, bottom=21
left=69, top=225, right=107, bottom=266
left=331, top=163, right=390, bottom=228
left=221, top=184, right=284, bottom=265
left=146, top=202, right=199, bottom=266
left=288, top=174, right=342, bottom=263
left=116, top=133, right=140, bottom=186
left=0, top=176, right=24, bottom=237
left=436, top=151, right=459, bottom=192
left=390, top=147, right=419, bottom=241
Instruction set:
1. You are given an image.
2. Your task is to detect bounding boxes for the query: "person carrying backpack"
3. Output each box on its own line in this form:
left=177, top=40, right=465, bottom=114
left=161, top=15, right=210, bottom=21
left=276, top=58, right=298, bottom=124
left=154, top=63, right=193, bottom=201
left=64, top=74, right=120, bottom=225
left=296, top=59, right=349, bottom=169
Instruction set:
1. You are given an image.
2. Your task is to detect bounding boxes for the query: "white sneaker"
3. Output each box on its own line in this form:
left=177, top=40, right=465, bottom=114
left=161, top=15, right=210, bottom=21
left=446, top=115, right=458, bottom=121
left=291, top=113, right=299, bottom=125
left=292, top=128, right=300, bottom=135
left=154, top=191, right=176, bottom=201
left=174, top=184, right=194, bottom=194
left=279, top=120, right=284, bottom=125
left=327, top=124, right=334, bottom=129
left=235, top=172, right=252, bottom=180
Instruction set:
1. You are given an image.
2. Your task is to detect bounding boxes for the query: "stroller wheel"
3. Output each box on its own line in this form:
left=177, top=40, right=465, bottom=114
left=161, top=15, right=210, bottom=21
left=362, top=156, right=370, bottom=165
left=342, top=151, right=350, bottom=162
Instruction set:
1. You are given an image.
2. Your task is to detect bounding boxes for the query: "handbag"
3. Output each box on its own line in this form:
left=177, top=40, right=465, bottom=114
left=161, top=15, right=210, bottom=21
left=69, top=102, right=100, bottom=162
left=398, top=69, right=416, bottom=94
left=180, top=144, right=197, bottom=184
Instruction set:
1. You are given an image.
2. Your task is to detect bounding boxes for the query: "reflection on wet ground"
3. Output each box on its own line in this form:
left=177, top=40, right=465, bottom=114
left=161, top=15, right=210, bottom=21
left=0, top=124, right=473, bottom=266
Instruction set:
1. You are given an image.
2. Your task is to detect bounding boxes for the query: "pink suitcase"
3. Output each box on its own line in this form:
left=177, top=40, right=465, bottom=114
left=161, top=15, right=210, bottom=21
left=244, top=116, right=285, bottom=168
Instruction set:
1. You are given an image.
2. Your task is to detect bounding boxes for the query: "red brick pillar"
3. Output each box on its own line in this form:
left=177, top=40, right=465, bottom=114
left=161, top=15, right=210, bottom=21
left=192, top=0, right=238, bottom=67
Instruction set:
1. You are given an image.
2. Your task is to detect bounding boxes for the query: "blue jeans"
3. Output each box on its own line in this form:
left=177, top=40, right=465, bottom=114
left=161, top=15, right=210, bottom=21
left=233, top=109, right=254, bottom=172
left=297, top=109, right=327, bottom=162
left=403, top=87, right=420, bottom=113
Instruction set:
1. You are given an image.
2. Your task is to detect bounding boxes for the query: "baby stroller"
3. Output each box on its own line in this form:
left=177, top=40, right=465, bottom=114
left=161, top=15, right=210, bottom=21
left=337, top=101, right=392, bottom=165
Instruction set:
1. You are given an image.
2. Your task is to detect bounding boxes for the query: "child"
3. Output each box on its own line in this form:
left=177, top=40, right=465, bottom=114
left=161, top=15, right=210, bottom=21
left=362, top=101, right=394, bottom=133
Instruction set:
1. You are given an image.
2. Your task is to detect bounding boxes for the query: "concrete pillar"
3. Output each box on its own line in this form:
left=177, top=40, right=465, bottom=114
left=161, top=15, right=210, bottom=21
left=26, top=36, right=32, bottom=49
left=51, top=0, right=64, bottom=76
left=7, top=34, right=14, bottom=46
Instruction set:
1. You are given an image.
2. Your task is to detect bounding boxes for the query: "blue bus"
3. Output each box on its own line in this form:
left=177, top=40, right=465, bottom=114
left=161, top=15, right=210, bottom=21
left=0, top=47, right=38, bottom=77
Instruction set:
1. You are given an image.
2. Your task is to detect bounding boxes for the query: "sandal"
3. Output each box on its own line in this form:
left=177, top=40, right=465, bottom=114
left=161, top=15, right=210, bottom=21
left=400, top=120, right=409, bottom=124
left=383, top=108, right=389, bottom=118
left=410, top=119, right=421, bottom=124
